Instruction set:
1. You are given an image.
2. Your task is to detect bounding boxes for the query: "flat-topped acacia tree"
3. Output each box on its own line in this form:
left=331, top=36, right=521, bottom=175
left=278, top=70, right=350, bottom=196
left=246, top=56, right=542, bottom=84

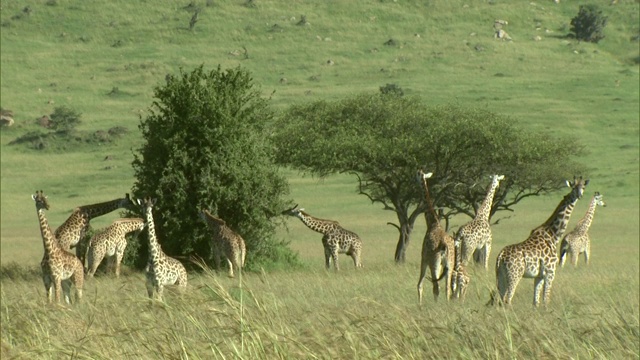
left=271, top=94, right=587, bottom=263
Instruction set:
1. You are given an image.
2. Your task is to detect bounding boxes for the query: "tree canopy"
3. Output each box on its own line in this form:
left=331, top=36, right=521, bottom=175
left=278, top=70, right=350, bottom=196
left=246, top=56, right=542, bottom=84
left=130, top=65, right=299, bottom=271
left=271, top=94, right=587, bottom=262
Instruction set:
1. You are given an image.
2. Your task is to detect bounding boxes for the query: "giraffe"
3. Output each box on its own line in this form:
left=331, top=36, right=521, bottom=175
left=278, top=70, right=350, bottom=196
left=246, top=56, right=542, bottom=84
left=33, top=191, right=84, bottom=304
left=559, top=192, right=606, bottom=268
left=86, top=217, right=145, bottom=278
left=494, top=177, right=589, bottom=306
left=137, top=197, right=188, bottom=301
left=281, top=204, right=363, bottom=271
left=416, top=170, right=455, bottom=304
left=199, top=209, right=246, bottom=277
left=455, top=174, right=505, bottom=270
left=53, top=194, right=135, bottom=266
left=451, top=238, right=470, bottom=300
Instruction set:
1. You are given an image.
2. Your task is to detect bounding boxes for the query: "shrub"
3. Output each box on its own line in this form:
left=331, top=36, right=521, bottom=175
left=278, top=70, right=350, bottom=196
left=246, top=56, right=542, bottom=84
left=570, top=5, right=607, bottom=43
left=49, top=106, right=82, bottom=133
left=130, top=65, right=300, bottom=271
left=379, top=83, right=404, bottom=97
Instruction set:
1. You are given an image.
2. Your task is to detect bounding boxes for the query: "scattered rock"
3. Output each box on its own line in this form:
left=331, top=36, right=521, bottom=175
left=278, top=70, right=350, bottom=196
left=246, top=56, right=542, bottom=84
left=495, top=29, right=512, bottom=41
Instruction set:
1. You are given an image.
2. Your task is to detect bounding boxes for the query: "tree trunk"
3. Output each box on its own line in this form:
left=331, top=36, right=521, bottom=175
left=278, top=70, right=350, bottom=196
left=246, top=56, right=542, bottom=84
left=394, top=222, right=413, bottom=263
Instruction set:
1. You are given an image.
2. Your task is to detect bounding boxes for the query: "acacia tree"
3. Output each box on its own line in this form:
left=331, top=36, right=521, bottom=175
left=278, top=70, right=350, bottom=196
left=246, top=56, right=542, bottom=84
left=130, top=65, right=299, bottom=271
left=271, top=94, right=587, bottom=263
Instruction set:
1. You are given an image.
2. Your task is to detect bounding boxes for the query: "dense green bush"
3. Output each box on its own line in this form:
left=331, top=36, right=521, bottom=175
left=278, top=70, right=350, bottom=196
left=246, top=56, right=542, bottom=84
left=49, top=106, right=82, bottom=133
left=570, top=4, right=607, bottom=43
left=130, top=65, right=300, bottom=272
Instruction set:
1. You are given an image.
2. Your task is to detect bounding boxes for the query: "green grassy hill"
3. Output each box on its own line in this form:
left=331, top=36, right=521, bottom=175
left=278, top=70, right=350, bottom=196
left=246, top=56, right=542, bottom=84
left=1, top=1, right=638, bottom=358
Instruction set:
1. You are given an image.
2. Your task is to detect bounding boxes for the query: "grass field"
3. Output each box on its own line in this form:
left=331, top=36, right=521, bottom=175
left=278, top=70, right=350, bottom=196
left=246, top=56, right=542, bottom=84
left=1, top=0, right=639, bottom=358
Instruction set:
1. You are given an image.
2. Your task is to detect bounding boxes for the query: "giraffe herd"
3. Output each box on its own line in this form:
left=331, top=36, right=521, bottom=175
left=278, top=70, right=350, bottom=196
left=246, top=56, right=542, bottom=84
left=31, top=172, right=602, bottom=307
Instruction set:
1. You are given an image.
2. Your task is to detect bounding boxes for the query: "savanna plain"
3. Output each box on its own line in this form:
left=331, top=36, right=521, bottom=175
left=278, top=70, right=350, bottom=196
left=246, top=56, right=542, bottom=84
left=1, top=1, right=639, bottom=359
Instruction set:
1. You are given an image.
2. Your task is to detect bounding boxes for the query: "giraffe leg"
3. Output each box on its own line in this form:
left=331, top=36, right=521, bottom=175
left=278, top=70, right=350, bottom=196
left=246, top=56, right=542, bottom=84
left=212, top=246, right=223, bottom=274
left=176, top=274, right=188, bottom=296
left=54, top=277, right=63, bottom=303
left=417, top=261, right=429, bottom=306
left=350, top=247, right=362, bottom=268
left=71, top=269, right=84, bottom=304
left=156, top=284, right=164, bottom=302
left=331, top=248, right=340, bottom=271
left=42, top=272, right=53, bottom=303
left=226, top=258, right=235, bottom=278
left=115, top=249, right=125, bottom=278
left=559, top=248, right=567, bottom=268
left=145, top=274, right=155, bottom=299
left=444, top=269, right=452, bottom=301
left=570, top=249, right=579, bottom=267
left=87, top=248, right=105, bottom=278
left=431, top=259, right=442, bottom=302
left=584, top=244, right=590, bottom=265
left=323, top=247, right=332, bottom=270
left=483, top=241, right=492, bottom=271
left=542, top=273, right=555, bottom=307
left=533, top=276, right=544, bottom=307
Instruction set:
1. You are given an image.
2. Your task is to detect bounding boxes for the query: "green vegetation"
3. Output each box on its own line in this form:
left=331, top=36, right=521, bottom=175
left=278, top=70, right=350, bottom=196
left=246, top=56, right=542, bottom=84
left=273, top=96, right=587, bottom=262
left=570, top=4, right=608, bottom=44
left=1, top=0, right=638, bottom=358
left=131, top=65, right=297, bottom=271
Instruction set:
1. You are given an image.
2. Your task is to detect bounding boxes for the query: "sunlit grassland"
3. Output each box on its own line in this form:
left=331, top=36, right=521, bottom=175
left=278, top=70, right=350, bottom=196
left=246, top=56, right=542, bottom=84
left=1, top=0, right=639, bottom=358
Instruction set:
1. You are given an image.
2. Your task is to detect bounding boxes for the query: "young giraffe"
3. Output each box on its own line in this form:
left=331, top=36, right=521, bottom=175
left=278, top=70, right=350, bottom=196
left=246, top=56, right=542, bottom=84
left=137, top=197, right=188, bottom=301
left=495, top=177, right=589, bottom=306
left=455, top=174, right=505, bottom=270
left=54, top=194, right=135, bottom=266
left=199, top=209, right=246, bottom=278
left=282, top=204, right=363, bottom=271
left=559, top=192, right=606, bottom=268
left=86, top=218, right=145, bottom=278
left=451, top=238, right=470, bottom=301
left=416, top=170, right=455, bottom=304
left=33, top=191, right=84, bottom=304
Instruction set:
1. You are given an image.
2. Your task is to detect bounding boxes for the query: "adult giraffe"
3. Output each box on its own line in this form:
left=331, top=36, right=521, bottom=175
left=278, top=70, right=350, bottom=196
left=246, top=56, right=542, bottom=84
left=495, top=177, right=589, bottom=306
left=416, top=170, right=455, bottom=304
left=455, top=174, right=505, bottom=270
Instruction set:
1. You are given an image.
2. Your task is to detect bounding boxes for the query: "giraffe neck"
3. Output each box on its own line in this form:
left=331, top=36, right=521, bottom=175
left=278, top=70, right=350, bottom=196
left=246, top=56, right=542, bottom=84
left=475, top=178, right=500, bottom=222
left=144, top=209, right=164, bottom=266
left=542, top=191, right=579, bottom=241
left=80, top=197, right=128, bottom=220
left=296, top=211, right=338, bottom=234
left=202, top=211, right=225, bottom=233
left=574, top=196, right=598, bottom=234
left=421, top=177, right=442, bottom=230
left=37, top=208, right=59, bottom=256
left=114, top=218, right=145, bottom=234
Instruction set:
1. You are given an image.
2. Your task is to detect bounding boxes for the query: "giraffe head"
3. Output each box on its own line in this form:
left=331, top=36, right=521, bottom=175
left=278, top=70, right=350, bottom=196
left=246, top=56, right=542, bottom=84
left=32, top=190, right=50, bottom=211
left=281, top=204, right=304, bottom=218
left=593, top=192, right=606, bottom=207
left=136, top=197, right=157, bottom=217
left=565, top=176, right=589, bottom=200
left=121, top=193, right=136, bottom=211
left=416, top=170, right=433, bottom=184
left=492, top=174, right=505, bottom=182
left=200, top=209, right=226, bottom=225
